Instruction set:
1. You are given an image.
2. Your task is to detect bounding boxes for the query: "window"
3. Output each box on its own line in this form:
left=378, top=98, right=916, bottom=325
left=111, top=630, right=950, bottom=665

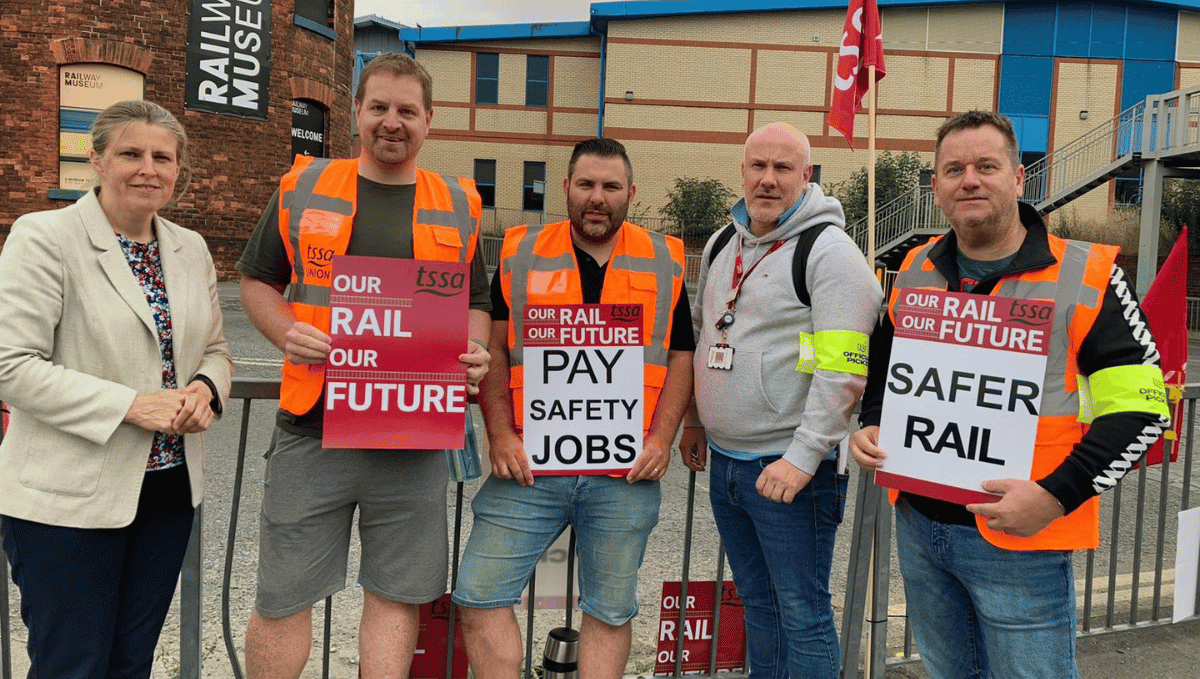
left=474, top=159, right=496, bottom=208
left=523, top=161, right=546, bottom=212
left=294, top=0, right=334, bottom=39
left=810, top=165, right=822, bottom=186
left=525, top=55, right=549, bottom=107
left=291, top=99, right=327, bottom=158
left=57, top=65, right=144, bottom=197
left=476, top=53, right=499, bottom=105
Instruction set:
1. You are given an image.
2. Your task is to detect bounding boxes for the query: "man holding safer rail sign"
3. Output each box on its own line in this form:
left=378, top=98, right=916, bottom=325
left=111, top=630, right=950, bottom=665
left=850, top=110, right=1170, bottom=679
left=454, top=138, right=694, bottom=678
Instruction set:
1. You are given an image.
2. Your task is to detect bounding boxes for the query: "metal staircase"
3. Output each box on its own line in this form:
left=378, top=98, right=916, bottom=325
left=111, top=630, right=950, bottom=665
left=847, top=83, right=1200, bottom=265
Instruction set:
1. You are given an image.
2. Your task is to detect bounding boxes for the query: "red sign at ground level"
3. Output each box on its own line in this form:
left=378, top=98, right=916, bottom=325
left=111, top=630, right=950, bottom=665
left=654, top=581, right=746, bottom=675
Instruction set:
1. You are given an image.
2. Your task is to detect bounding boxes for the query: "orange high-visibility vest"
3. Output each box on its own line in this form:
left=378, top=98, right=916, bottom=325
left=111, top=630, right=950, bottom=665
left=277, top=155, right=481, bottom=415
left=499, top=220, right=685, bottom=433
left=887, top=233, right=1118, bottom=551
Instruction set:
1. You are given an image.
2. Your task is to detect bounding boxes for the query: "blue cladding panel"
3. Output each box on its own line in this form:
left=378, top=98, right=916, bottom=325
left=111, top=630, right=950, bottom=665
left=1122, top=60, right=1177, bottom=110
left=1056, top=4, right=1092, bottom=58
left=1090, top=2, right=1127, bottom=59
left=999, top=56, right=1054, bottom=116
left=1009, top=115, right=1050, bottom=154
left=1004, top=3, right=1057, bottom=56
left=1126, top=5, right=1177, bottom=61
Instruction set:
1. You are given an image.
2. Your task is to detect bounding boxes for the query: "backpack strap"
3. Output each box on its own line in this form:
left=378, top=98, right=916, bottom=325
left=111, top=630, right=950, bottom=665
left=792, top=223, right=832, bottom=307
left=705, top=223, right=738, bottom=266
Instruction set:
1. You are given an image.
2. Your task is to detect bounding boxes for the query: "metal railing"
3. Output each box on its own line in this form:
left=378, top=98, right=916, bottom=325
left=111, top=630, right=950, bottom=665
left=3, top=383, right=1199, bottom=678
left=845, top=186, right=949, bottom=256
left=1189, top=298, right=1200, bottom=332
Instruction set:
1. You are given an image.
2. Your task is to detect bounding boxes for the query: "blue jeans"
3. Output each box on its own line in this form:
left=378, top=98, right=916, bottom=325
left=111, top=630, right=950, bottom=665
left=895, top=497, right=1079, bottom=679
left=709, top=454, right=847, bottom=679
left=452, top=474, right=660, bottom=626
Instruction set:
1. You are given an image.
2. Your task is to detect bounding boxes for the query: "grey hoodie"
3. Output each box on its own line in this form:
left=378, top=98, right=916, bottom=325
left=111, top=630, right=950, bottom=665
left=692, top=183, right=883, bottom=474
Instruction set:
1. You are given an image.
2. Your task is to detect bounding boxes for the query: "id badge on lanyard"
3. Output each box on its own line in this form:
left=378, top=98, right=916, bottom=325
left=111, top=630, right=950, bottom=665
left=707, top=237, right=784, bottom=370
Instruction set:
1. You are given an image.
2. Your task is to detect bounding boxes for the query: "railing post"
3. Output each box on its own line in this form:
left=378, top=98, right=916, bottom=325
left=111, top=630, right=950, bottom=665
left=180, top=504, right=203, bottom=679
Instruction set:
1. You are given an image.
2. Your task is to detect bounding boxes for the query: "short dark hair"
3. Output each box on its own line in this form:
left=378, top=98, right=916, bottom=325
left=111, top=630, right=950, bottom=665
left=356, top=53, right=433, bottom=111
left=568, top=138, right=633, bottom=184
left=935, top=110, right=1020, bottom=169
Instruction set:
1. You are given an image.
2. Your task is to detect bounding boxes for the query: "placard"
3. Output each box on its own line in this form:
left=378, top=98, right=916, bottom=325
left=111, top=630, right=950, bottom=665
left=412, top=595, right=468, bottom=679
left=653, top=581, right=746, bottom=675
left=522, top=304, right=643, bottom=475
left=324, top=256, right=468, bottom=449
left=876, top=289, right=1053, bottom=505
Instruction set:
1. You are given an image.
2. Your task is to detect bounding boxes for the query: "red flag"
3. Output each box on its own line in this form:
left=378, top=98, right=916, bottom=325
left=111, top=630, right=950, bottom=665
left=828, top=0, right=886, bottom=148
left=1141, top=225, right=1188, bottom=466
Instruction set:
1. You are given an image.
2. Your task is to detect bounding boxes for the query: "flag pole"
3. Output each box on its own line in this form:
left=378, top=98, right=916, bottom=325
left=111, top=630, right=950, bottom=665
left=867, top=64, right=877, bottom=266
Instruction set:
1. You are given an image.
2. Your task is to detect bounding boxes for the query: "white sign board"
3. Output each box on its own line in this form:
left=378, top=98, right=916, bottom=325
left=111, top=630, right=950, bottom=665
left=877, top=290, right=1053, bottom=505
left=522, top=304, right=644, bottom=475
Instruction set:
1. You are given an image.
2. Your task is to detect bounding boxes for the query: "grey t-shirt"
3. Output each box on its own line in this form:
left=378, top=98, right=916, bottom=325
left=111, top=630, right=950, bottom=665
left=236, top=175, right=491, bottom=438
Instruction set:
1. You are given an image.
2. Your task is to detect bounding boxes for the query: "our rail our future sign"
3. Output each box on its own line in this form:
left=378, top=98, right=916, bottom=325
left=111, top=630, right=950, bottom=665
left=323, top=256, right=469, bottom=450
left=876, top=289, right=1052, bottom=505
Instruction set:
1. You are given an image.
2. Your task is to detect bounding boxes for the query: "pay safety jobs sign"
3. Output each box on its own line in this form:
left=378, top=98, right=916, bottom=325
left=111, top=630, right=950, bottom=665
left=876, top=289, right=1053, bottom=505
left=522, top=303, right=643, bottom=475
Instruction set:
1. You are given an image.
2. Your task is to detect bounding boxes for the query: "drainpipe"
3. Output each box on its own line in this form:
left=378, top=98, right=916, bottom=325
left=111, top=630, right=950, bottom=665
left=596, top=30, right=607, bottom=137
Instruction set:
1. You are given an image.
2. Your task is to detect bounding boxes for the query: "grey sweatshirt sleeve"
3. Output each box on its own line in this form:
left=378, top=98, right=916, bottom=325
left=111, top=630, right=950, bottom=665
left=782, top=233, right=883, bottom=474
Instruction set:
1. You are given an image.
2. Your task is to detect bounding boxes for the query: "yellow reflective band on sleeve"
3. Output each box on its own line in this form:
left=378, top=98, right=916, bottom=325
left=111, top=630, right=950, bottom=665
left=797, top=333, right=817, bottom=373
left=796, top=330, right=870, bottom=376
left=1079, top=364, right=1171, bottom=422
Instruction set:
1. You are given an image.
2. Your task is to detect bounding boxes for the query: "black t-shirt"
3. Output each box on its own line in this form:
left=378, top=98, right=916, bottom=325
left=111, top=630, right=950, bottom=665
left=489, top=244, right=696, bottom=352
left=236, top=176, right=492, bottom=438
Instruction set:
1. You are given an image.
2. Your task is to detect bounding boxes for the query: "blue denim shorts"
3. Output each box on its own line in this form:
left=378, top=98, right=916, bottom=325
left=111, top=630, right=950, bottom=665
left=452, top=474, right=661, bottom=626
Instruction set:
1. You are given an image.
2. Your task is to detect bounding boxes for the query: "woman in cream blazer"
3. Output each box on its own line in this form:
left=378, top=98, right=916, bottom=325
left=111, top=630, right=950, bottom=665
left=0, top=101, right=232, bottom=678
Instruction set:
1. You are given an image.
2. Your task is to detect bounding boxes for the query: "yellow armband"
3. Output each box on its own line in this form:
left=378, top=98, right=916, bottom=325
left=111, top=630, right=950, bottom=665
left=1076, top=364, right=1170, bottom=424
left=797, top=330, right=870, bottom=376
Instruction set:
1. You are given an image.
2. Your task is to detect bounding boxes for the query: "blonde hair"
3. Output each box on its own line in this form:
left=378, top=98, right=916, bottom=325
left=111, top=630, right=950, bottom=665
left=91, top=100, right=193, bottom=202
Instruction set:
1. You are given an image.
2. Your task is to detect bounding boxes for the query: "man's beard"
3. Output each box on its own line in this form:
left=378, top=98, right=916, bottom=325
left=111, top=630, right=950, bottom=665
left=568, top=202, right=628, bottom=244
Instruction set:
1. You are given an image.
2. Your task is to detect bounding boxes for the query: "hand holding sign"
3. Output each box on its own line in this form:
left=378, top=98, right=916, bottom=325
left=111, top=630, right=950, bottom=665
left=488, top=431, right=535, bottom=487
left=849, top=425, right=884, bottom=470
left=966, top=479, right=1065, bottom=537
left=459, top=340, right=490, bottom=395
left=285, top=321, right=332, bottom=365
left=626, top=434, right=671, bottom=483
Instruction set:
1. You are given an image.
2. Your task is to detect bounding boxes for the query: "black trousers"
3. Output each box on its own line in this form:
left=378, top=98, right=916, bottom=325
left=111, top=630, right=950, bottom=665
left=1, top=466, right=195, bottom=679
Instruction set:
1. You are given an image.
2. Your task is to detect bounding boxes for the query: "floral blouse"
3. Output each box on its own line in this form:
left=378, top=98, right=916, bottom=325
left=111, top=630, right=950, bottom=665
left=116, top=233, right=184, bottom=471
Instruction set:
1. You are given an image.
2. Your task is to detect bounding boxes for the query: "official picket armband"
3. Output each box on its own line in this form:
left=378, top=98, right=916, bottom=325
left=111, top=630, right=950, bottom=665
left=796, top=330, right=870, bottom=376
left=1076, top=364, right=1170, bottom=424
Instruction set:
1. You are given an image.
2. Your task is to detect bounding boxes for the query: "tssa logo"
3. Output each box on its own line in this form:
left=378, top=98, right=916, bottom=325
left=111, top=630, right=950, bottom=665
left=304, top=244, right=335, bottom=280
left=415, top=266, right=466, bottom=297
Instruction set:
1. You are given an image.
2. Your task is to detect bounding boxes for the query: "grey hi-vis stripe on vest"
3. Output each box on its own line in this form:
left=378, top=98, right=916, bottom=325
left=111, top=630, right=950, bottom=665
left=283, top=160, right=477, bottom=307
left=895, top=239, right=1104, bottom=419
left=508, top=225, right=682, bottom=369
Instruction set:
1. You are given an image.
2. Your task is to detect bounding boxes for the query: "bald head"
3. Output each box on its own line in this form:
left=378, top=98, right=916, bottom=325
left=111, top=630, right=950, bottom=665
left=741, top=123, right=814, bottom=236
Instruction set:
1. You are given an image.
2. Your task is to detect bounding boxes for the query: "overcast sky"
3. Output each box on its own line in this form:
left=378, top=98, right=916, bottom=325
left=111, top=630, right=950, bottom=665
left=354, top=0, right=596, bottom=28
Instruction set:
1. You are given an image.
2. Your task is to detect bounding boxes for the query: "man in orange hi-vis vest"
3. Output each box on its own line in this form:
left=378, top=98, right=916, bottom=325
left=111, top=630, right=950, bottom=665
left=850, top=110, right=1169, bottom=679
left=236, top=54, right=491, bottom=679
left=452, top=139, right=695, bottom=678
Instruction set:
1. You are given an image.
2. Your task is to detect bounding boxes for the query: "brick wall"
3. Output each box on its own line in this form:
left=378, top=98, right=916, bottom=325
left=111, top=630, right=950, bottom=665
left=0, top=0, right=354, bottom=278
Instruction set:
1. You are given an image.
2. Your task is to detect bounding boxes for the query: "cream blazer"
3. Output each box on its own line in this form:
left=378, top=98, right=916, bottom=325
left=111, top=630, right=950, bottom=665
left=0, top=189, right=232, bottom=529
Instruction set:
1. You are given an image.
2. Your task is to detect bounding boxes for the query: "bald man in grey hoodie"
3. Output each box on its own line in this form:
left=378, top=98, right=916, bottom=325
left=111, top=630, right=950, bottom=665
left=680, top=123, right=881, bottom=678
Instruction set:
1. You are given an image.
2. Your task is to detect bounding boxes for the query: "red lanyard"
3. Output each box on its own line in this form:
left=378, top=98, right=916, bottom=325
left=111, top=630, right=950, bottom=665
left=727, top=238, right=785, bottom=310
